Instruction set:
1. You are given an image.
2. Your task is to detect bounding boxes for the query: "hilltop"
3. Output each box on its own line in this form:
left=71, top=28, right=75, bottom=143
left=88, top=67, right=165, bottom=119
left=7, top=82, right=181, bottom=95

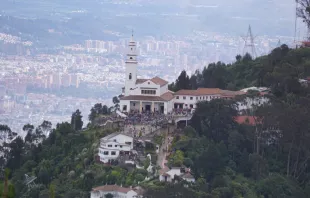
left=1, top=45, right=310, bottom=198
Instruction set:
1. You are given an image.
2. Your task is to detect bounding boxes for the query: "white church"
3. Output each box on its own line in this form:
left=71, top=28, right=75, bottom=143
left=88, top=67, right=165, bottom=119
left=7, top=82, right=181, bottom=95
left=119, top=35, right=174, bottom=114
left=119, top=35, right=269, bottom=115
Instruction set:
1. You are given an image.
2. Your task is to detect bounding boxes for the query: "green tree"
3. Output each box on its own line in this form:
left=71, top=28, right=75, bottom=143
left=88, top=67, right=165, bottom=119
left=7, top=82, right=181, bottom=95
left=112, top=96, right=120, bottom=110
left=49, top=184, right=55, bottom=198
left=71, top=109, right=83, bottom=131
left=169, top=150, right=184, bottom=167
left=191, top=99, right=237, bottom=142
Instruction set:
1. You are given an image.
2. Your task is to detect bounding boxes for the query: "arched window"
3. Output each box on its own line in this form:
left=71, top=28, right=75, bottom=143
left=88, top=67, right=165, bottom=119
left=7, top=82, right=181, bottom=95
left=129, top=73, right=132, bottom=80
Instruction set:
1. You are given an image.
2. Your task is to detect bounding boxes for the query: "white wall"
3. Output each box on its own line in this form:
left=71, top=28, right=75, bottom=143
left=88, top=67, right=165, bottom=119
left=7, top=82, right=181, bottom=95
left=237, top=96, right=269, bottom=111
left=120, top=100, right=130, bottom=112
left=183, top=177, right=196, bottom=183
left=173, top=94, right=222, bottom=109
left=160, top=84, right=168, bottom=95
left=125, top=62, right=138, bottom=96
left=174, top=95, right=197, bottom=109
left=133, top=80, right=161, bottom=96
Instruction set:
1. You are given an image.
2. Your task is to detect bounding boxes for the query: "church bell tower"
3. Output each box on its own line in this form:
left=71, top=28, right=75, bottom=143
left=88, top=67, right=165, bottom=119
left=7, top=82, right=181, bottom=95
left=124, top=32, right=138, bottom=96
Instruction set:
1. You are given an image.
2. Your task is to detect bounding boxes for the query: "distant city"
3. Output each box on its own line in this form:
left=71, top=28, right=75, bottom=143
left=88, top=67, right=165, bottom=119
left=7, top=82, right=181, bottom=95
left=0, top=0, right=301, bottom=134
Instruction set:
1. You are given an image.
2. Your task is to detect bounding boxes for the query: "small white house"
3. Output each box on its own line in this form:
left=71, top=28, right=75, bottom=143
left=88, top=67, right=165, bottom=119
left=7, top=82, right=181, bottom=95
left=90, top=185, right=139, bottom=198
left=98, top=133, right=133, bottom=163
left=159, top=167, right=195, bottom=183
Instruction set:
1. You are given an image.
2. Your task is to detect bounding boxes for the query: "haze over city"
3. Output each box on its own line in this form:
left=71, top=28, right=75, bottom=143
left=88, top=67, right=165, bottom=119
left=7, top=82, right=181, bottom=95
left=0, top=0, right=302, bottom=133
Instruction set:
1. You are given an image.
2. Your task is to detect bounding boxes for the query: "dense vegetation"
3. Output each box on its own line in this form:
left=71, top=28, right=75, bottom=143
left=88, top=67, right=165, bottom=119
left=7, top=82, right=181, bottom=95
left=2, top=45, right=310, bottom=197
left=169, top=45, right=310, bottom=97
left=144, top=46, right=310, bottom=197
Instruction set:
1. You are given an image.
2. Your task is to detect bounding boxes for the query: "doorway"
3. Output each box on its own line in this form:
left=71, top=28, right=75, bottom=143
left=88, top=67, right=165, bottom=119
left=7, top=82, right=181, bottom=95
left=145, top=105, right=151, bottom=112
left=160, top=106, right=164, bottom=113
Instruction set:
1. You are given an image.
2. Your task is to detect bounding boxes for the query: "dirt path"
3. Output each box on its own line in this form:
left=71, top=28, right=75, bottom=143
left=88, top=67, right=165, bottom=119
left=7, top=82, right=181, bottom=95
left=157, top=133, right=171, bottom=169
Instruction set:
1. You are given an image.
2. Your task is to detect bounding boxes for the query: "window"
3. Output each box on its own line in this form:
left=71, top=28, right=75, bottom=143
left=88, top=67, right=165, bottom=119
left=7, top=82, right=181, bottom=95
left=129, top=73, right=132, bottom=80
left=196, top=97, right=198, bottom=100
left=131, top=48, right=133, bottom=50
left=104, top=151, right=109, bottom=155
left=125, top=142, right=132, bottom=145
left=115, top=145, right=118, bottom=147
left=130, top=57, right=133, bottom=60
left=111, top=151, right=116, bottom=155
left=123, top=105, right=127, bottom=111
left=183, top=96, right=186, bottom=100
left=120, top=145, right=123, bottom=148
left=133, top=103, right=135, bottom=106
left=190, top=97, right=193, bottom=100
left=190, top=104, right=194, bottom=108
left=176, top=96, right=179, bottom=99
left=141, top=90, right=156, bottom=95
left=108, top=145, right=112, bottom=147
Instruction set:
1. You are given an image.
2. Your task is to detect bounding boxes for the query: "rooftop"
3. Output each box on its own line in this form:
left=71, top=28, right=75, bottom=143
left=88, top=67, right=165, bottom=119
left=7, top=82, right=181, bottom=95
left=136, top=76, right=168, bottom=87
left=174, top=88, right=244, bottom=97
left=234, top=116, right=259, bottom=126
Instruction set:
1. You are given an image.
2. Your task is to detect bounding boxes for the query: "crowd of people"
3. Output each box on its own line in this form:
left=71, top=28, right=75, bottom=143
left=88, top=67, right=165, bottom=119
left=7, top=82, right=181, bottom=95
left=120, top=111, right=170, bottom=137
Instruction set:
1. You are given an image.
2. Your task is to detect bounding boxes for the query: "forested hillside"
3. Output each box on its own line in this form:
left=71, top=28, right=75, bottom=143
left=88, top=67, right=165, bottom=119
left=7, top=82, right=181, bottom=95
left=2, top=45, right=310, bottom=197
left=144, top=45, right=310, bottom=197
left=170, top=45, right=310, bottom=97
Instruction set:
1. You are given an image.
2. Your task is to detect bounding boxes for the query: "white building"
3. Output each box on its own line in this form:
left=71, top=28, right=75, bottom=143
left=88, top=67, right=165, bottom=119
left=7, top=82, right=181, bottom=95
left=98, top=133, right=133, bottom=163
left=173, top=88, right=246, bottom=110
left=118, top=35, right=269, bottom=115
left=119, top=35, right=174, bottom=114
left=91, top=185, right=139, bottom=198
left=159, top=167, right=195, bottom=183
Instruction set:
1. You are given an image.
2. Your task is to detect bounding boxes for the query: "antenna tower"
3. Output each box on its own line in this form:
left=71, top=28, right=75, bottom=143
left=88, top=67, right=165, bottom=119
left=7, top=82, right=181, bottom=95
left=24, top=174, right=37, bottom=189
left=242, top=25, right=257, bottom=58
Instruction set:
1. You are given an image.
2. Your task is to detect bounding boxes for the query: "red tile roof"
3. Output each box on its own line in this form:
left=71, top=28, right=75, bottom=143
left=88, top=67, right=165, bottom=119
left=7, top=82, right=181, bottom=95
left=151, top=77, right=168, bottom=87
left=92, top=185, right=132, bottom=193
left=182, top=173, right=195, bottom=179
left=174, top=88, right=244, bottom=97
left=235, top=116, right=259, bottom=126
left=160, top=91, right=174, bottom=101
left=136, top=77, right=168, bottom=87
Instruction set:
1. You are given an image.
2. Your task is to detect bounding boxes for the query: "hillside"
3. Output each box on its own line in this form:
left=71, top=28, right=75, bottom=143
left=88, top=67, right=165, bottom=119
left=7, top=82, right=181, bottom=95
left=2, top=45, right=310, bottom=197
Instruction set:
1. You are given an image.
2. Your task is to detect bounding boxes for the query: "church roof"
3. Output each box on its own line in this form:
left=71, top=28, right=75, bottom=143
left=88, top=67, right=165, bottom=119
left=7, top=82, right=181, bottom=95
left=135, top=77, right=168, bottom=87
left=151, top=77, right=168, bottom=87
left=160, top=91, right=174, bottom=101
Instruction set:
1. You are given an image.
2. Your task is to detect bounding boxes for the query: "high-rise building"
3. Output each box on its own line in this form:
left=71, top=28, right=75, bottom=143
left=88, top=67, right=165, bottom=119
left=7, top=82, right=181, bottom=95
left=70, top=74, right=80, bottom=88
left=61, top=74, right=71, bottom=87
left=85, top=40, right=93, bottom=49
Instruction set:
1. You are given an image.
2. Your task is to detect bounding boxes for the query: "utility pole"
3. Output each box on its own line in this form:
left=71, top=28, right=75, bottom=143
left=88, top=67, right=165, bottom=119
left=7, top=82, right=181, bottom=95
left=242, top=25, right=257, bottom=58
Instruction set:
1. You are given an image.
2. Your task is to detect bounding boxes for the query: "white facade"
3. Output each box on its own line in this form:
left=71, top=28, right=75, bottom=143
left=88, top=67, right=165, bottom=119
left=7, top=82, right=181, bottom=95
left=91, top=185, right=138, bottom=198
left=119, top=35, right=174, bottom=114
left=159, top=168, right=182, bottom=182
left=124, top=36, right=138, bottom=96
left=159, top=168, right=195, bottom=183
left=119, top=36, right=270, bottom=115
left=98, top=133, right=133, bottom=163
